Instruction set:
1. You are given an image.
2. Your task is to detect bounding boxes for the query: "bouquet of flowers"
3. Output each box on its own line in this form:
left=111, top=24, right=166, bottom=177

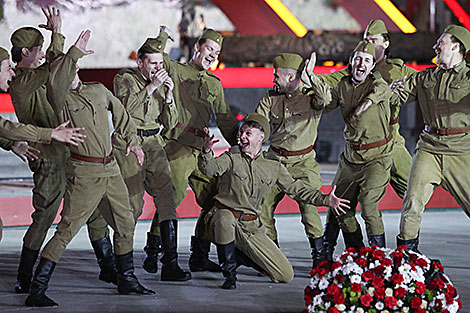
left=304, top=246, right=462, bottom=313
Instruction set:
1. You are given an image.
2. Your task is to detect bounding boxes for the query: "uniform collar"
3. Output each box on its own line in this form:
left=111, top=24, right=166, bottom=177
left=438, top=60, right=465, bottom=73
left=189, top=60, right=206, bottom=73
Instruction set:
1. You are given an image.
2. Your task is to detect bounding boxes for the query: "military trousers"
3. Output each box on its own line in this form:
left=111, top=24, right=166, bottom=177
left=399, top=150, right=470, bottom=240
left=110, top=139, right=177, bottom=236
left=165, top=140, right=217, bottom=238
left=206, top=207, right=294, bottom=283
left=260, top=151, right=323, bottom=240
left=328, top=153, right=392, bottom=237
left=41, top=173, right=135, bottom=262
left=390, top=140, right=412, bottom=199
left=23, top=154, right=109, bottom=250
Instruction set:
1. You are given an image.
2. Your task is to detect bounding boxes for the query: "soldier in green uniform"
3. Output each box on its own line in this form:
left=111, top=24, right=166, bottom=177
left=0, top=47, right=86, bottom=242
left=156, top=27, right=239, bottom=272
left=255, top=53, right=332, bottom=266
left=9, top=8, right=119, bottom=293
left=317, top=20, right=416, bottom=260
left=199, top=113, right=349, bottom=289
left=110, top=33, right=190, bottom=281
left=392, top=25, right=470, bottom=251
left=307, top=41, right=394, bottom=252
left=25, top=30, right=154, bottom=307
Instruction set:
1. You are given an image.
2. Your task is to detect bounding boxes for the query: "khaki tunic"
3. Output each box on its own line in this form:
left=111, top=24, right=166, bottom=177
left=0, top=117, right=52, bottom=143
left=161, top=50, right=239, bottom=238
left=325, top=74, right=393, bottom=237
left=255, top=80, right=331, bottom=239
left=395, top=62, right=470, bottom=240
left=110, top=67, right=178, bottom=235
left=40, top=46, right=138, bottom=261
left=199, top=146, right=329, bottom=282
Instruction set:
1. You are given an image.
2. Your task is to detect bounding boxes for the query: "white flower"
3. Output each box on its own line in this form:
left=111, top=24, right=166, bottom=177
left=335, top=304, right=346, bottom=311
left=356, top=308, right=364, bottom=313
left=318, top=278, right=329, bottom=290
left=402, top=307, right=409, bottom=313
left=367, top=287, right=375, bottom=296
left=313, top=294, right=323, bottom=306
left=397, top=299, right=404, bottom=307
left=421, top=300, right=428, bottom=309
left=385, top=288, right=393, bottom=297
left=350, top=274, right=361, bottom=284
left=375, top=301, right=384, bottom=310
left=446, top=301, right=459, bottom=313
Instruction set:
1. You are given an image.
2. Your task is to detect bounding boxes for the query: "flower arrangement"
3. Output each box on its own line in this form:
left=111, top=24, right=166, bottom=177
left=304, top=246, right=462, bottom=313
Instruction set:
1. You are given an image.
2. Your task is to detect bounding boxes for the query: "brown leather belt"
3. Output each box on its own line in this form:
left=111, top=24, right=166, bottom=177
left=137, top=128, right=160, bottom=137
left=70, top=152, right=114, bottom=164
left=176, top=122, right=206, bottom=138
left=348, top=134, right=393, bottom=150
left=424, top=125, right=470, bottom=136
left=270, top=145, right=313, bottom=157
left=390, top=117, right=399, bottom=125
left=215, top=202, right=258, bottom=221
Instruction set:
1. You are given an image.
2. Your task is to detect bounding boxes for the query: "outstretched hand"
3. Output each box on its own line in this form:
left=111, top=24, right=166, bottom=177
left=301, top=52, right=316, bottom=83
left=11, top=141, right=41, bottom=162
left=203, top=127, right=220, bottom=153
left=51, top=120, right=86, bottom=146
left=74, top=30, right=94, bottom=55
left=39, top=6, right=61, bottom=33
left=328, top=185, right=350, bottom=216
left=354, top=99, right=372, bottom=116
left=126, top=146, right=145, bottom=166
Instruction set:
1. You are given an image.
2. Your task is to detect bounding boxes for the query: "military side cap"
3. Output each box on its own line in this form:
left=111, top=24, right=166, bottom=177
left=199, top=29, right=223, bottom=46
left=11, top=27, right=44, bottom=48
left=139, top=30, right=169, bottom=54
left=353, top=40, right=376, bottom=59
left=273, top=53, right=303, bottom=70
left=244, top=113, right=270, bottom=142
left=444, top=25, right=470, bottom=52
left=0, top=47, right=9, bottom=62
left=363, top=19, right=388, bottom=38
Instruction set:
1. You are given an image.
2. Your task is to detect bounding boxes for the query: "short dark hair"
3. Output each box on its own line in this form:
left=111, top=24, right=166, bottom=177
left=348, top=51, right=376, bottom=73
left=137, top=46, right=159, bottom=61
left=382, top=33, right=391, bottom=58
left=11, top=47, right=24, bottom=63
left=197, top=38, right=207, bottom=46
left=243, top=120, right=264, bottom=133
left=450, top=35, right=466, bottom=57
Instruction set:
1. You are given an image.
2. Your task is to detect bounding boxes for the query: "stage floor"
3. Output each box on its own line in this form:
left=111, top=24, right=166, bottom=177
left=0, top=210, right=469, bottom=312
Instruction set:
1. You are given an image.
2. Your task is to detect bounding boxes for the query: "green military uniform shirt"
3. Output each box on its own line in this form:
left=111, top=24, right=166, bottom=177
left=162, top=54, right=238, bottom=150
left=198, top=146, right=330, bottom=216
left=255, top=80, right=330, bottom=161
left=326, top=73, right=393, bottom=164
left=0, top=116, right=52, bottom=143
left=47, top=46, right=138, bottom=177
left=113, top=67, right=178, bottom=144
left=9, top=33, right=68, bottom=157
left=394, top=61, right=470, bottom=155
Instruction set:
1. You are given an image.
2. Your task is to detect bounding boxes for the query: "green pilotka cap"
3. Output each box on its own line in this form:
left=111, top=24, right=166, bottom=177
left=199, top=29, right=223, bottom=47
left=139, top=30, right=170, bottom=54
left=10, top=27, right=44, bottom=48
left=363, top=19, right=388, bottom=38
left=273, top=53, right=304, bottom=70
left=244, top=113, right=270, bottom=143
left=0, top=47, right=9, bottom=62
left=444, top=25, right=470, bottom=52
left=353, top=40, right=376, bottom=59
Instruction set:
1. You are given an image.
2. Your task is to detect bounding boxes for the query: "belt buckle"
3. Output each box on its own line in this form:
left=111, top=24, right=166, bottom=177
left=103, top=157, right=107, bottom=165
left=436, top=128, right=443, bottom=136
left=238, top=212, right=244, bottom=221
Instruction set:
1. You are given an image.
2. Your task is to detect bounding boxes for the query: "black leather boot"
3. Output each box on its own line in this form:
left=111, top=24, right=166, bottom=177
left=25, top=257, right=58, bottom=307
left=91, top=236, right=118, bottom=285
left=396, top=235, right=420, bottom=253
left=15, top=246, right=39, bottom=293
left=343, top=228, right=365, bottom=251
left=216, top=242, right=237, bottom=289
left=142, top=232, right=162, bottom=274
left=308, top=237, right=325, bottom=268
left=160, top=220, right=191, bottom=281
left=115, top=251, right=155, bottom=295
left=368, top=233, right=386, bottom=248
left=322, top=222, right=340, bottom=262
left=189, top=236, right=221, bottom=272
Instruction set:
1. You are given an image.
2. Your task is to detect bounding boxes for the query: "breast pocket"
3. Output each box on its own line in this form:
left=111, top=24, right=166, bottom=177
left=234, top=172, right=249, bottom=181
left=422, top=80, right=437, bottom=100
left=67, top=101, right=86, bottom=114
left=448, top=82, right=470, bottom=103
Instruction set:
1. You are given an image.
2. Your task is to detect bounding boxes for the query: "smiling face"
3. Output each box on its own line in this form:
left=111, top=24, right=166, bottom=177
left=350, top=51, right=375, bottom=82
left=365, top=34, right=389, bottom=62
left=433, top=33, right=459, bottom=67
left=0, top=59, right=15, bottom=92
left=137, top=52, right=164, bottom=80
left=237, top=123, right=264, bottom=158
left=192, top=39, right=221, bottom=70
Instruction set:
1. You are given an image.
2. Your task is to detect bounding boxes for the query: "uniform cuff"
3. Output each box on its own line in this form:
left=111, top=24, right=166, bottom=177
left=68, top=46, right=85, bottom=62
left=38, top=128, right=53, bottom=144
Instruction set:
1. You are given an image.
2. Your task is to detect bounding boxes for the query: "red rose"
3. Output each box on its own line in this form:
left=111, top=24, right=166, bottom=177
left=310, top=267, right=318, bottom=276
left=345, top=247, right=357, bottom=253
left=355, top=257, right=368, bottom=267
left=447, top=285, right=457, bottom=297
left=359, top=246, right=371, bottom=256
left=333, top=292, right=345, bottom=304
left=374, top=287, right=385, bottom=299
left=433, top=261, right=444, bottom=272
left=407, top=262, right=417, bottom=271
left=322, top=294, right=330, bottom=303
left=391, top=251, right=404, bottom=266
left=415, top=282, right=426, bottom=294
left=394, top=287, right=406, bottom=298
left=372, top=249, right=384, bottom=260
left=436, top=299, right=443, bottom=310
left=362, top=270, right=374, bottom=282
left=416, top=309, right=426, bottom=313
left=328, top=308, right=339, bottom=313
left=384, top=296, right=398, bottom=309
left=445, top=293, right=454, bottom=304
left=371, top=276, right=385, bottom=288
left=391, top=273, right=404, bottom=285
left=433, top=278, right=445, bottom=289
left=416, top=257, right=428, bottom=268
left=381, top=257, right=393, bottom=267
left=334, top=274, right=345, bottom=284
left=409, top=254, right=418, bottom=262
left=351, top=283, right=362, bottom=293
left=457, top=298, right=462, bottom=310
left=327, top=283, right=340, bottom=296
left=373, top=265, right=385, bottom=276
left=411, top=296, right=422, bottom=309
left=396, top=245, right=408, bottom=251
left=312, top=288, right=321, bottom=296
left=304, top=293, right=313, bottom=306
left=331, top=261, right=342, bottom=270
left=360, top=294, right=373, bottom=307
